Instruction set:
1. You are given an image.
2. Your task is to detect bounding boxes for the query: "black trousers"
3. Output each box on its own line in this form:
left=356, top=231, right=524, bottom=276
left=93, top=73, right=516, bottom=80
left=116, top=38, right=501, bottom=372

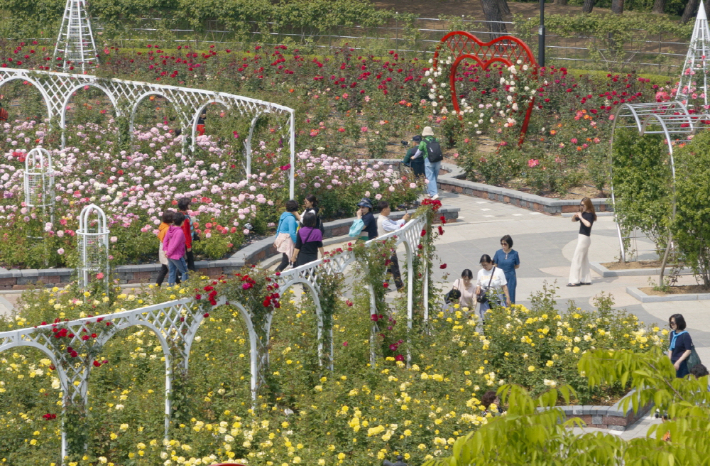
left=388, top=252, right=404, bottom=290
left=186, top=249, right=196, bottom=271
left=275, top=253, right=290, bottom=272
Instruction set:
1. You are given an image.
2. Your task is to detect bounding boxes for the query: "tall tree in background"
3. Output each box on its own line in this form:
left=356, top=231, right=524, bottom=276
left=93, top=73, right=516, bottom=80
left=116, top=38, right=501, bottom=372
left=611, top=0, right=624, bottom=13
left=652, top=0, right=666, bottom=13
left=498, top=0, right=511, bottom=16
left=582, top=0, right=595, bottom=13
left=682, top=0, right=699, bottom=23
left=479, top=0, right=507, bottom=36
left=556, top=0, right=568, bottom=6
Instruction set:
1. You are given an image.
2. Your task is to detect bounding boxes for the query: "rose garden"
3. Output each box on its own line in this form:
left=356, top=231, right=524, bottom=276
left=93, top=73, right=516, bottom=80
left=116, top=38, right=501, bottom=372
left=2, top=0, right=710, bottom=464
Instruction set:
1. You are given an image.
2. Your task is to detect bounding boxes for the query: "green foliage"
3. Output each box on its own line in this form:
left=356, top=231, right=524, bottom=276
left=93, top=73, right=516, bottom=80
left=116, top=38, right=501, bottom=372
left=672, top=131, right=710, bottom=286
left=611, top=128, right=673, bottom=252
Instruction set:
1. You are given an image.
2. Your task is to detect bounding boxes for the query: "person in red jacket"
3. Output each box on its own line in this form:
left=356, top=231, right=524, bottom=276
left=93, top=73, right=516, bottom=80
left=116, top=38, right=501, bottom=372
left=177, top=197, right=196, bottom=271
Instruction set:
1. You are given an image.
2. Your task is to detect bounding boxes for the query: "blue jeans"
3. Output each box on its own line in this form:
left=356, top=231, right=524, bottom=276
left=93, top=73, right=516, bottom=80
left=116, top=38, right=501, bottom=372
left=424, top=158, right=441, bottom=197
left=168, top=257, right=188, bottom=285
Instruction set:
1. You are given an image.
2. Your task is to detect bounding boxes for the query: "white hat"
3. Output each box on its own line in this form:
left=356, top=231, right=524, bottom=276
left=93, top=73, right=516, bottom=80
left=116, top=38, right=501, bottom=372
left=422, top=126, right=434, bottom=137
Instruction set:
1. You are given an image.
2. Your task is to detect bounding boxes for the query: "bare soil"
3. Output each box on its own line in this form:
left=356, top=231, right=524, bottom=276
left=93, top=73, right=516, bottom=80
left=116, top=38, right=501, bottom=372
left=640, top=285, right=710, bottom=296
left=602, top=260, right=666, bottom=270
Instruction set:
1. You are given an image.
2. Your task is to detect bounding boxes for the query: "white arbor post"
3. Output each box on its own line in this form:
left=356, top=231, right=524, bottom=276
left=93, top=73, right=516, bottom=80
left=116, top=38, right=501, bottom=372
left=54, top=0, right=100, bottom=73
left=77, top=204, right=109, bottom=291
left=23, top=147, right=55, bottom=221
left=676, top=0, right=710, bottom=107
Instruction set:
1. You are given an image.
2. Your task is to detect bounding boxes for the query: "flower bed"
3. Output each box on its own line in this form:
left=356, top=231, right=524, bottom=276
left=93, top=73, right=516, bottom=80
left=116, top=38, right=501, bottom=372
left=0, top=119, right=422, bottom=269
left=0, top=278, right=666, bottom=465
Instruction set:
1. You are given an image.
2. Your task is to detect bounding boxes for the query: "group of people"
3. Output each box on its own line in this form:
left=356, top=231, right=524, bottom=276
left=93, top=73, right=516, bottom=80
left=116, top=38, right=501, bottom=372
left=156, top=198, right=198, bottom=286
left=449, top=235, right=520, bottom=321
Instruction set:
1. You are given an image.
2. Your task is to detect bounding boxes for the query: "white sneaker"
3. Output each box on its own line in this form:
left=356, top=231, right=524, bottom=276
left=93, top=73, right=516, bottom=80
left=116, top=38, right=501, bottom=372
left=432, top=194, right=439, bottom=200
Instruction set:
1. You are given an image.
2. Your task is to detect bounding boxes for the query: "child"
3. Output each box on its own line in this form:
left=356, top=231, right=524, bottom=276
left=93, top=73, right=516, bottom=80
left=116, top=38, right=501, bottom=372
left=156, top=210, right=176, bottom=286
left=163, top=212, right=189, bottom=285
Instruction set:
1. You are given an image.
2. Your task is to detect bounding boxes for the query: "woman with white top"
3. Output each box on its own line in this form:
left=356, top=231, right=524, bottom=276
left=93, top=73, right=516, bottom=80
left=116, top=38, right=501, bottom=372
left=451, top=269, right=477, bottom=310
left=475, top=254, right=511, bottom=321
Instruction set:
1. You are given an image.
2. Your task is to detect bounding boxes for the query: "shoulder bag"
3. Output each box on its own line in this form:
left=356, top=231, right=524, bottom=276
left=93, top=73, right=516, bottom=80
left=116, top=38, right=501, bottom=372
left=445, top=279, right=462, bottom=304
left=477, top=267, right=496, bottom=304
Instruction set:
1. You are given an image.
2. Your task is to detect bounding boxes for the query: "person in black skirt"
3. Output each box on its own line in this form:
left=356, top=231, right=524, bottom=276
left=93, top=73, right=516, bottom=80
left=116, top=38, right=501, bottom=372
left=668, top=314, right=694, bottom=378
left=291, top=212, right=325, bottom=267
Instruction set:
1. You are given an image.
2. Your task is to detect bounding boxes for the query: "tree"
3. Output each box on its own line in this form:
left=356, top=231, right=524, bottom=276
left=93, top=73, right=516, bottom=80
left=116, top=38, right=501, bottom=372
left=611, top=0, right=624, bottom=14
left=582, top=0, right=595, bottom=13
left=652, top=0, right=666, bottom=13
left=479, top=0, right=508, bottom=37
left=498, top=0, right=511, bottom=16
left=424, top=347, right=710, bottom=466
left=556, top=0, right=569, bottom=6
left=681, top=0, right=699, bottom=23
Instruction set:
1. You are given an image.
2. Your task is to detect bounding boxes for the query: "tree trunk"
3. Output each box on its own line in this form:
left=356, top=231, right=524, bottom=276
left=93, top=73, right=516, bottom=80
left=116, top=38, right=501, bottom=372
left=652, top=0, right=666, bottom=14
left=498, top=0, right=511, bottom=16
left=556, top=0, right=568, bottom=5
left=611, top=0, right=624, bottom=14
left=582, top=0, right=595, bottom=13
left=682, top=0, right=699, bottom=23
left=479, top=0, right=507, bottom=39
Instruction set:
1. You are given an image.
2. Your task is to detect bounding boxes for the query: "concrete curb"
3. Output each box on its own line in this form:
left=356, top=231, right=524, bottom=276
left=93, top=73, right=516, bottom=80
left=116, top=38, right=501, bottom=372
left=591, top=262, right=693, bottom=278
left=626, top=286, right=710, bottom=303
left=0, top=208, right=459, bottom=289
left=372, top=159, right=614, bottom=215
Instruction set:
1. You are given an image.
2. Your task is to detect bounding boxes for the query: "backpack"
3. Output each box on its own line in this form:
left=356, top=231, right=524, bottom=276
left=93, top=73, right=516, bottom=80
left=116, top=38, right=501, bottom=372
left=425, top=138, right=443, bottom=163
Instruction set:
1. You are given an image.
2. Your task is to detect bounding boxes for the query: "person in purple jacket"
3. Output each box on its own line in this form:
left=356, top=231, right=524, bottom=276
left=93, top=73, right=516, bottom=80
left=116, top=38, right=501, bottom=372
left=163, top=212, right=189, bottom=285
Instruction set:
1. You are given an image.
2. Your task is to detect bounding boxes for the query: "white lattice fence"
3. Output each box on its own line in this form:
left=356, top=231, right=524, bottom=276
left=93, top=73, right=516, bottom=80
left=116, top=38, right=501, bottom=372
left=0, top=213, right=429, bottom=458
left=0, top=68, right=297, bottom=198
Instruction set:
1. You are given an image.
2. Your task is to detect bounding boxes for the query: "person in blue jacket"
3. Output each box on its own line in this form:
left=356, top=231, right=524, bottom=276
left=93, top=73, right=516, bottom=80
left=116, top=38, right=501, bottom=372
left=493, top=235, right=520, bottom=303
left=274, top=200, right=299, bottom=272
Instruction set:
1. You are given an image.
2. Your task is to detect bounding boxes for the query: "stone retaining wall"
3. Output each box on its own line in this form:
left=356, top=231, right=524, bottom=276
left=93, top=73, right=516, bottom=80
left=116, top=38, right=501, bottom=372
left=0, top=207, right=459, bottom=290
left=545, top=390, right=652, bottom=431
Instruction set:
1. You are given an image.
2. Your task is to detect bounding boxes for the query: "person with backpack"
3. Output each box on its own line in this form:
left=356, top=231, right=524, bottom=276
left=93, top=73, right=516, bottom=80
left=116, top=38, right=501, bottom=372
left=291, top=212, right=325, bottom=267
left=274, top=200, right=299, bottom=272
left=402, top=135, right=425, bottom=178
left=411, top=126, right=443, bottom=199
left=377, top=200, right=410, bottom=291
left=163, top=212, right=190, bottom=286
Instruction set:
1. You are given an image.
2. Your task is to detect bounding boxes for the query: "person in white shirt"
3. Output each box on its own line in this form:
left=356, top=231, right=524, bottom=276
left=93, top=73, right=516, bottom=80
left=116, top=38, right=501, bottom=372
left=377, top=200, right=411, bottom=291
left=475, top=254, right=511, bottom=322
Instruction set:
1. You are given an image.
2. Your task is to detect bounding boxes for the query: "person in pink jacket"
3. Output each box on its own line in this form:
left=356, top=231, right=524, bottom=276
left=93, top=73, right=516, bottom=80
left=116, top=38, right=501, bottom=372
left=163, top=212, right=189, bottom=285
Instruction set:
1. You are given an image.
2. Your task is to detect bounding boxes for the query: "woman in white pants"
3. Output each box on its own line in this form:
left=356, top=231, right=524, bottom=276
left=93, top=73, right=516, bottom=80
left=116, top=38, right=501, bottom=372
left=568, top=197, right=597, bottom=287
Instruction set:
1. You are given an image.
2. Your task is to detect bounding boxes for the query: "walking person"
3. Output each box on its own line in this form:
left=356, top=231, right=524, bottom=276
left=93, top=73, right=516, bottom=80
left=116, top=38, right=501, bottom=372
left=156, top=210, right=177, bottom=286
left=196, top=110, right=207, bottom=136
left=402, top=135, right=425, bottom=178
left=475, top=254, right=511, bottom=322
left=177, top=197, right=197, bottom=272
left=450, top=269, right=477, bottom=310
left=300, top=194, right=324, bottom=233
left=668, top=314, right=694, bottom=379
left=377, top=201, right=411, bottom=291
left=291, top=213, right=325, bottom=267
left=354, top=198, right=378, bottom=241
left=568, top=197, right=597, bottom=287
left=411, top=126, right=444, bottom=199
left=163, top=212, right=189, bottom=286
left=274, top=200, right=299, bottom=273
left=493, top=235, right=520, bottom=304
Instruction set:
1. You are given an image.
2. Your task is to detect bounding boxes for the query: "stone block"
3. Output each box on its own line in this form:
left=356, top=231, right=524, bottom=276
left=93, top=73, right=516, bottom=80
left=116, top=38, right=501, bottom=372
left=12, top=285, right=29, bottom=290
left=591, top=415, right=603, bottom=425
left=0, top=277, right=17, bottom=285
left=603, top=416, right=628, bottom=427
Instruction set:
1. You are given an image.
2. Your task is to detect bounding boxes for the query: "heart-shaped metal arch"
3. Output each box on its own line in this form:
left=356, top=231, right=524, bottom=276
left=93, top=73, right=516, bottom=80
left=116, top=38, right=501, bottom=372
left=432, top=31, right=538, bottom=145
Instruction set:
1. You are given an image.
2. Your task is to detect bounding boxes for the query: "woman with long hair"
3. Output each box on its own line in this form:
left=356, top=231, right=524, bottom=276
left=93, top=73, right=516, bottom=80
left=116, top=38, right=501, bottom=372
left=568, top=197, right=597, bottom=287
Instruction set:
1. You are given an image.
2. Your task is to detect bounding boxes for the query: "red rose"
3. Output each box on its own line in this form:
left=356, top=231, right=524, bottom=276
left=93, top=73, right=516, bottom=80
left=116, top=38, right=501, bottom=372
left=440, top=263, right=447, bottom=269
left=421, top=229, right=427, bottom=237
left=93, top=360, right=101, bottom=367
left=203, top=313, right=210, bottom=318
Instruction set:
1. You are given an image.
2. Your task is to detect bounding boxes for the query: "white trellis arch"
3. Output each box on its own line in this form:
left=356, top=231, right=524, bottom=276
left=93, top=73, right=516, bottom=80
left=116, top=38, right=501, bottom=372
left=0, top=211, right=430, bottom=458
left=609, top=101, right=710, bottom=280
left=0, top=68, right=297, bottom=198
left=129, top=91, right=180, bottom=134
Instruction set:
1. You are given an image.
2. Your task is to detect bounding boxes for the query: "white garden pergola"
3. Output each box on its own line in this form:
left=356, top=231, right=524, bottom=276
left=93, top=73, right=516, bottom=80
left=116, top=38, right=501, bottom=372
left=0, top=69, right=297, bottom=198
left=0, top=213, right=432, bottom=459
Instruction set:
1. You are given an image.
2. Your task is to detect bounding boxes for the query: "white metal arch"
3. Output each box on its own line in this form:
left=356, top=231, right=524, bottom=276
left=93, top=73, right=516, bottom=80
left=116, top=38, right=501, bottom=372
left=0, top=75, right=54, bottom=121
left=60, top=82, right=121, bottom=148
left=0, top=68, right=297, bottom=198
left=129, top=91, right=183, bottom=135
left=190, top=98, right=232, bottom=151
left=245, top=113, right=266, bottom=179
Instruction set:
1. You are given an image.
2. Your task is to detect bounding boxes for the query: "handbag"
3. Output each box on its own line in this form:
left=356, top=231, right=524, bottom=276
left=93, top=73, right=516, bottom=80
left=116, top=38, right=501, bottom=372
left=348, top=219, right=365, bottom=237
left=687, top=345, right=702, bottom=371
left=445, top=279, right=462, bottom=304
left=477, top=267, right=496, bottom=304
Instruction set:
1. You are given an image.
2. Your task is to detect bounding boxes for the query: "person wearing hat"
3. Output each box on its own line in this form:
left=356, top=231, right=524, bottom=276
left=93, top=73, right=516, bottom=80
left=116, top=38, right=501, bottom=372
left=402, top=135, right=425, bottom=177
left=411, top=126, right=442, bottom=199
left=356, top=198, right=378, bottom=241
